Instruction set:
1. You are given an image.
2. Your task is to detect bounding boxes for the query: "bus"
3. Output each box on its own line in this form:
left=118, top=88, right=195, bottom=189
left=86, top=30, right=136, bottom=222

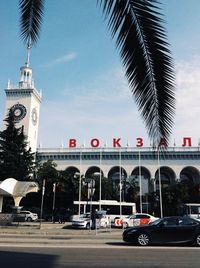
left=179, top=203, right=200, bottom=220
left=73, top=200, right=136, bottom=222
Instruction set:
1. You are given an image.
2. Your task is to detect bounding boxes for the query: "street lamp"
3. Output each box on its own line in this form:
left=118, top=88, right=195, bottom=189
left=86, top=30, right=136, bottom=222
left=85, top=178, right=95, bottom=229
left=39, top=179, right=45, bottom=229
left=138, top=148, right=142, bottom=213
left=74, top=171, right=83, bottom=216
left=118, top=147, right=123, bottom=217
left=157, top=147, right=163, bottom=218
left=99, top=148, right=102, bottom=211
left=52, top=182, right=56, bottom=222
left=93, top=171, right=101, bottom=210
left=151, top=177, right=156, bottom=193
left=121, top=172, right=126, bottom=202
left=88, top=179, right=95, bottom=213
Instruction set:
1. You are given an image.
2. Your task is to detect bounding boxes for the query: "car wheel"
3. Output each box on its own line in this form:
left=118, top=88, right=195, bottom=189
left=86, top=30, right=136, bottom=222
left=196, top=234, right=200, bottom=246
left=86, top=223, right=90, bottom=230
left=124, top=222, right=129, bottom=228
left=137, top=233, right=150, bottom=246
left=27, top=217, right=32, bottom=222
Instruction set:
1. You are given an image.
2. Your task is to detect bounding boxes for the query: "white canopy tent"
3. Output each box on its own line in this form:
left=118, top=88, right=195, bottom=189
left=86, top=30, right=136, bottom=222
left=0, top=178, right=39, bottom=212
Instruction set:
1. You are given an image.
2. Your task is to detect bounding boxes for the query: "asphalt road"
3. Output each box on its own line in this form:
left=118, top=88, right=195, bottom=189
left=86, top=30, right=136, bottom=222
left=0, top=246, right=200, bottom=268
left=0, top=230, right=200, bottom=268
left=0, top=224, right=200, bottom=268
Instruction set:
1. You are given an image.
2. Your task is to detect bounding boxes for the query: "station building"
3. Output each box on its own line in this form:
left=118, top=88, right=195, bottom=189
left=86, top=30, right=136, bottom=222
left=3, top=50, right=200, bottom=197
left=36, top=146, right=200, bottom=195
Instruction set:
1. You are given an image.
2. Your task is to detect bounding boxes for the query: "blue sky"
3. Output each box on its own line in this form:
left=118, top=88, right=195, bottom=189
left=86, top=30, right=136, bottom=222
left=0, top=0, right=200, bottom=148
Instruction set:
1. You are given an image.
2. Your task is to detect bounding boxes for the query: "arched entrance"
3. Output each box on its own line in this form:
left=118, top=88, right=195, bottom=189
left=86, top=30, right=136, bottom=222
left=131, top=166, right=151, bottom=195
left=155, top=166, right=176, bottom=190
left=180, top=166, right=200, bottom=185
left=108, top=166, right=127, bottom=201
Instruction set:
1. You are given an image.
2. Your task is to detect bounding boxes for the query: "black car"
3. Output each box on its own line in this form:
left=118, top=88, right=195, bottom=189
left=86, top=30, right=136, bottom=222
left=123, top=216, right=200, bottom=246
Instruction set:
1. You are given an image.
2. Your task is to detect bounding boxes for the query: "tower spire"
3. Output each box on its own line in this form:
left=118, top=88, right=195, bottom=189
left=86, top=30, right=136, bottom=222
left=19, top=42, right=34, bottom=89
left=25, top=42, right=32, bottom=67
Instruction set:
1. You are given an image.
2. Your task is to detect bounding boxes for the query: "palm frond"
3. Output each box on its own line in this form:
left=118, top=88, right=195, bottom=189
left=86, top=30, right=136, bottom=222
left=98, top=0, right=175, bottom=146
left=19, top=0, right=44, bottom=47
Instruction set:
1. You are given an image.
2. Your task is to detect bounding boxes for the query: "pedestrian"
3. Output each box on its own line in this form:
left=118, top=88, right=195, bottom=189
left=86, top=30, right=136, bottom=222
left=59, top=207, right=66, bottom=224
left=52, top=208, right=57, bottom=223
left=91, top=209, right=98, bottom=229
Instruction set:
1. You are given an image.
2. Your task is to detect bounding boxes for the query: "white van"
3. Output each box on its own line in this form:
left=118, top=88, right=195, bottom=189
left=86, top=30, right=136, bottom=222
left=182, top=203, right=200, bottom=220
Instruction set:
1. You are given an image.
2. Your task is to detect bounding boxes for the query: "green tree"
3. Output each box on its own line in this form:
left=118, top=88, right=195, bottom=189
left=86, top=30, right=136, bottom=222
left=57, top=169, right=79, bottom=208
left=82, top=176, right=117, bottom=201
left=35, top=160, right=59, bottom=213
left=19, top=0, right=175, bottom=146
left=126, top=176, right=140, bottom=202
left=36, top=160, right=59, bottom=195
left=0, top=110, right=35, bottom=181
left=101, top=176, right=117, bottom=200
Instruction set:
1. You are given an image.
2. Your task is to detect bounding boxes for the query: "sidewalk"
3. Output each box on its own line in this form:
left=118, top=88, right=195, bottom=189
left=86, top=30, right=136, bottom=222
left=0, top=221, right=122, bottom=236
left=0, top=222, right=123, bottom=247
left=1, top=223, right=65, bottom=235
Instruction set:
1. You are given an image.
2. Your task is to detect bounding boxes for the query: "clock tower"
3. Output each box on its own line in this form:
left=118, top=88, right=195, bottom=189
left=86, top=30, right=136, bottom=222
left=4, top=46, right=42, bottom=152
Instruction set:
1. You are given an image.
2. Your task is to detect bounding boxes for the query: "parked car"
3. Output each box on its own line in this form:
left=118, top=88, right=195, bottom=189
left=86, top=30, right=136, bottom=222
left=123, top=213, right=159, bottom=228
left=123, top=216, right=200, bottom=246
left=72, top=213, right=91, bottom=229
left=97, top=211, right=110, bottom=228
left=71, top=211, right=110, bottom=229
left=20, top=210, right=38, bottom=222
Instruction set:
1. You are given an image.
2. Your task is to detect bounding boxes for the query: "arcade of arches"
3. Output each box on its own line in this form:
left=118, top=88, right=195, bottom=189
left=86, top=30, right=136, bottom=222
left=64, top=165, right=200, bottom=196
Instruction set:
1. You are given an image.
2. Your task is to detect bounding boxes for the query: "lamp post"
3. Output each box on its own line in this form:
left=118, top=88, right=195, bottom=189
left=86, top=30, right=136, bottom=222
left=78, top=173, right=81, bottom=216
left=89, top=179, right=95, bottom=214
left=157, top=147, right=163, bottom=218
left=119, top=147, right=122, bottom=217
left=78, top=146, right=83, bottom=216
left=74, top=171, right=82, bottom=216
left=151, top=177, right=156, bottom=193
left=52, top=182, right=56, bottom=222
left=122, top=172, right=124, bottom=202
left=84, top=177, right=94, bottom=212
left=138, top=148, right=142, bottom=213
left=121, top=172, right=127, bottom=202
left=39, top=179, right=45, bottom=229
left=86, top=178, right=95, bottom=230
left=99, top=147, right=102, bottom=211
left=92, top=171, right=101, bottom=211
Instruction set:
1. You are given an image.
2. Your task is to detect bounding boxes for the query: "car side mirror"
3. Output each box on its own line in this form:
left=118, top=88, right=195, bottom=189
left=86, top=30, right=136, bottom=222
left=158, top=223, right=165, bottom=228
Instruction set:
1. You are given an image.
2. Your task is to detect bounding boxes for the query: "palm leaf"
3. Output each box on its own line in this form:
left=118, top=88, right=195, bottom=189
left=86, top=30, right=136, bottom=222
left=98, top=0, right=175, bottom=147
left=19, top=0, right=44, bottom=47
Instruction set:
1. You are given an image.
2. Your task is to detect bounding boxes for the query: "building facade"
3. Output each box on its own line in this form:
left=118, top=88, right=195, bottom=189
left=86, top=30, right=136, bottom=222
left=36, top=146, right=200, bottom=195
left=3, top=50, right=200, bottom=197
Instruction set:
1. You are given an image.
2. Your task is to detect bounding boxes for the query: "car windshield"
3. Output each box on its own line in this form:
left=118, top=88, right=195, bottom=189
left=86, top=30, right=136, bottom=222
left=149, top=218, right=162, bottom=225
left=80, top=214, right=90, bottom=219
left=129, top=214, right=148, bottom=219
left=128, top=215, right=137, bottom=219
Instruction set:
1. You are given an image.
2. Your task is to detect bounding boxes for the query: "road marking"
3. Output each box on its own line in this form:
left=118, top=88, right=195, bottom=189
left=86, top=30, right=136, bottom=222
left=0, top=244, right=199, bottom=250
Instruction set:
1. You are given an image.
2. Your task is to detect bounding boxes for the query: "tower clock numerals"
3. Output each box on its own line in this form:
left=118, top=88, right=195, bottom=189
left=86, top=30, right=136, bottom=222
left=10, top=103, right=27, bottom=122
left=32, top=108, right=38, bottom=125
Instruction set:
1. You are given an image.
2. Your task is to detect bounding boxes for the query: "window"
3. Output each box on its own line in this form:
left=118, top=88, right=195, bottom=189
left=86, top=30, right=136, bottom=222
left=162, top=218, right=178, bottom=226
left=179, top=217, right=198, bottom=226
left=140, top=214, right=150, bottom=219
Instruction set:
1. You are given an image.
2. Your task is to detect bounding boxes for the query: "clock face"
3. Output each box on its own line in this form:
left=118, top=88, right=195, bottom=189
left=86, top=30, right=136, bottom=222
left=11, top=104, right=27, bottom=122
left=32, top=108, right=38, bottom=125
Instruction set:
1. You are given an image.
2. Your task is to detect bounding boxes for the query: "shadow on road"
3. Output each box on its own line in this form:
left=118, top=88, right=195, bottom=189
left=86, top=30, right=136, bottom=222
left=0, top=250, right=58, bottom=268
left=106, top=242, right=131, bottom=247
